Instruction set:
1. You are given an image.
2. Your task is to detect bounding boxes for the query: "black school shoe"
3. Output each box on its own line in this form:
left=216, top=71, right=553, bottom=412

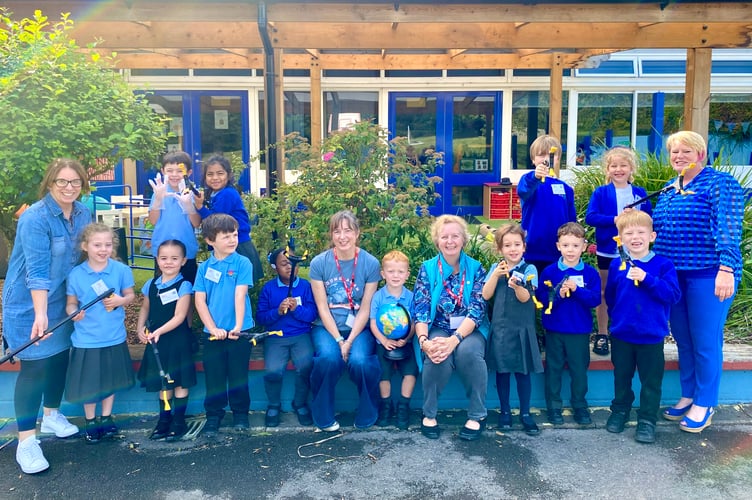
left=634, top=420, right=656, bottom=444
left=606, top=411, right=628, bottom=433
left=202, top=415, right=222, bottom=438
left=573, top=408, right=593, bottom=425
left=265, top=406, right=281, bottom=427
left=166, top=415, right=188, bottom=441
left=99, top=416, right=119, bottom=439
left=85, top=418, right=101, bottom=444
left=150, top=416, right=172, bottom=440
left=498, top=411, right=513, bottom=430
left=521, top=414, right=540, bottom=436
left=458, top=418, right=486, bottom=441
left=395, top=401, right=410, bottom=430
left=377, top=398, right=393, bottom=427
left=547, top=408, right=564, bottom=425
left=292, top=403, right=314, bottom=426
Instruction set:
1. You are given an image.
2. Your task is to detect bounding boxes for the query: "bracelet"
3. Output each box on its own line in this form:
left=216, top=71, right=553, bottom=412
left=335, top=336, right=345, bottom=344
left=418, top=336, right=428, bottom=345
left=453, top=332, right=464, bottom=343
left=719, top=268, right=734, bottom=274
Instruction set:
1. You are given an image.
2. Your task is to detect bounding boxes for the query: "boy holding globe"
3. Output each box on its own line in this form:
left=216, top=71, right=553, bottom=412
left=369, top=251, right=417, bottom=430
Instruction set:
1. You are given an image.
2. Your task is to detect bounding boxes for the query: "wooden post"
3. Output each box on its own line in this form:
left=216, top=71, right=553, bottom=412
left=310, top=57, right=322, bottom=151
left=549, top=53, right=563, bottom=174
left=684, top=48, right=711, bottom=140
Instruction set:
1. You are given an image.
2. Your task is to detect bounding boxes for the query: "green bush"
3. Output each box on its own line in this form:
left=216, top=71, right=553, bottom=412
left=245, top=121, right=443, bottom=286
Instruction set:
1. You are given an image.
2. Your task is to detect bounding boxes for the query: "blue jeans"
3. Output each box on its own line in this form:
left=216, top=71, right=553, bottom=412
left=309, top=326, right=381, bottom=429
left=263, top=334, right=314, bottom=408
left=671, top=270, right=734, bottom=407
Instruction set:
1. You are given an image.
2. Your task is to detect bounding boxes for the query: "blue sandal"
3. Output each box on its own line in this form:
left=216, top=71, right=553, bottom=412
left=679, top=407, right=714, bottom=433
left=662, top=403, right=692, bottom=421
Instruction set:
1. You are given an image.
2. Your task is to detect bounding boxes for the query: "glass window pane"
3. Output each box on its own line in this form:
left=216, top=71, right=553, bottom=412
left=324, top=91, right=379, bottom=135
left=709, top=93, right=752, bottom=165
left=635, top=93, right=684, bottom=152
left=511, top=90, right=569, bottom=169
left=452, top=95, right=494, bottom=175
left=199, top=95, right=243, bottom=163
left=394, top=96, right=438, bottom=161
left=451, top=185, right=482, bottom=207
left=576, top=93, right=633, bottom=165
left=284, top=91, right=310, bottom=139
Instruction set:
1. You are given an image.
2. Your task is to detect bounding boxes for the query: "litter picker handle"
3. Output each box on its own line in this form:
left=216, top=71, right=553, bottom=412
left=0, top=287, right=115, bottom=365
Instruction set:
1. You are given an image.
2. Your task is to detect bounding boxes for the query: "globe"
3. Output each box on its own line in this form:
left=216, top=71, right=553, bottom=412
left=375, top=303, right=410, bottom=340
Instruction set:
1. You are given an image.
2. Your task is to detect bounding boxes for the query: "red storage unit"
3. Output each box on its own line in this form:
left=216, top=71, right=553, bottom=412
left=483, top=182, right=520, bottom=220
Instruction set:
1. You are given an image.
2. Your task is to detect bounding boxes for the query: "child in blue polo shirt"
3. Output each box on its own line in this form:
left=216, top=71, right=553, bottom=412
left=536, top=222, right=600, bottom=426
left=256, top=248, right=317, bottom=427
left=369, top=250, right=416, bottom=430
left=66, top=223, right=136, bottom=444
left=148, top=151, right=201, bottom=283
left=517, top=135, right=577, bottom=275
left=193, top=214, right=255, bottom=437
left=605, top=211, right=680, bottom=443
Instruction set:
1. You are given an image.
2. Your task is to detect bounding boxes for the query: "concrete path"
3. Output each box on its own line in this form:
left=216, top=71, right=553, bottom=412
left=1, top=405, right=751, bottom=499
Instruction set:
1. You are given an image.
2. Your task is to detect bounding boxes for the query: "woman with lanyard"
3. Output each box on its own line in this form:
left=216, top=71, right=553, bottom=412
left=413, top=215, right=490, bottom=440
left=308, top=210, right=382, bottom=431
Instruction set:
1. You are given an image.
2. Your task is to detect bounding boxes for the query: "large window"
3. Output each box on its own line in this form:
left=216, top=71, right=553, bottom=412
left=324, top=91, right=379, bottom=135
left=510, top=90, right=569, bottom=169
left=709, top=93, right=752, bottom=166
left=576, top=93, right=633, bottom=165
left=635, top=92, right=684, bottom=153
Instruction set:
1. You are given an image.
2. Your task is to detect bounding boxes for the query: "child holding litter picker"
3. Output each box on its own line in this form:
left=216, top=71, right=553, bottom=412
left=536, top=222, right=600, bottom=427
left=256, top=248, right=317, bottom=427
left=66, top=223, right=136, bottom=444
left=193, top=213, right=255, bottom=437
left=137, top=239, right=197, bottom=441
left=482, top=223, right=543, bottom=436
left=585, top=146, right=652, bottom=356
left=604, top=210, right=680, bottom=443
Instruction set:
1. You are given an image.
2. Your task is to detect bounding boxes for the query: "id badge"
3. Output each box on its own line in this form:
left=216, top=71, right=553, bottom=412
left=205, top=267, right=222, bottom=283
left=551, top=183, right=565, bottom=195
left=91, top=279, right=110, bottom=295
left=571, top=275, right=585, bottom=288
left=510, top=270, right=525, bottom=287
left=346, top=313, right=356, bottom=328
left=449, top=316, right=465, bottom=330
left=295, top=296, right=303, bottom=306
left=159, top=288, right=180, bottom=305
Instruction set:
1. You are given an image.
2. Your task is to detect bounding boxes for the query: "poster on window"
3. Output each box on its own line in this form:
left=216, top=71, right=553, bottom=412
left=214, top=109, right=229, bottom=130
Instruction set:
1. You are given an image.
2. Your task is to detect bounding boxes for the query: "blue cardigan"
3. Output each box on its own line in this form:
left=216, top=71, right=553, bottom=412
left=585, top=183, right=651, bottom=256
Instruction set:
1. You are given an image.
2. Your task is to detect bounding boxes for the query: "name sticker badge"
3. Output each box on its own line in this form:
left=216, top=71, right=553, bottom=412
left=551, top=183, right=565, bottom=195
left=450, top=316, right=466, bottom=330
left=345, top=313, right=356, bottom=328
left=91, top=279, right=110, bottom=296
left=510, top=270, right=526, bottom=287
left=205, top=267, right=222, bottom=283
left=295, top=296, right=303, bottom=306
left=159, top=288, right=180, bottom=305
left=571, top=275, right=585, bottom=288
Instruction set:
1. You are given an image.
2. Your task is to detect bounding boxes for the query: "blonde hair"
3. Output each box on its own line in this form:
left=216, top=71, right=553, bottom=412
left=382, top=250, right=410, bottom=268
left=494, top=222, right=526, bottom=249
left=666, top=131, right=707, bottom=160
left=615, top=210, right=653, bottom=233
left=430, top=215, right=469, bottom=248
left=79, top=223, right=119, bottom=262
left=529, top=135, right=562, bottom=160
left=602, top=146, right=638, bottom=184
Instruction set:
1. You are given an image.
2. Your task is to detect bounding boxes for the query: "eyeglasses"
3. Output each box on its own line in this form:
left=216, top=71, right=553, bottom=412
left=53, top=178, right=83, bottom=188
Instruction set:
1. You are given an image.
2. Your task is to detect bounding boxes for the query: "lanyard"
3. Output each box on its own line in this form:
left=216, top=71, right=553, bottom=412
left=334, top=248, right=359, bottom=313
left=437, top=258, right=465, bottom=308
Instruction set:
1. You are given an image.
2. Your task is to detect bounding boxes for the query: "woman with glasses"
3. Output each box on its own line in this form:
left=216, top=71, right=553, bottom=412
left=2, top=159, right=91, bottom=474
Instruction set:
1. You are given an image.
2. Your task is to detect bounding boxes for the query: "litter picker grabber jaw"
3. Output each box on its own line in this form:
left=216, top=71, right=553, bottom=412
left=0, top=287, right=115, bottom=365
left=281, top=246, right=309, bottom=314
left=612, top=235, right=639, bottom=286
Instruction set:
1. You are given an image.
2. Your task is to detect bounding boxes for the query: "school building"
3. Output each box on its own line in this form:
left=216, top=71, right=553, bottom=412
left=5, top=1, right=752, bottom=217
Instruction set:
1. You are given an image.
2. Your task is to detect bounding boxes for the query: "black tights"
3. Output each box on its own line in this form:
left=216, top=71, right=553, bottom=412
left=14, top=350, right=70, bottom=432
left=496, top=372, right=532, bottom=415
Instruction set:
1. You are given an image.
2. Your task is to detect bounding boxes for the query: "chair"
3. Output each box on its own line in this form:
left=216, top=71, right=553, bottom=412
left=111, top=194, right=144, bottom=207
left=96, top=209, right=125, bottom=228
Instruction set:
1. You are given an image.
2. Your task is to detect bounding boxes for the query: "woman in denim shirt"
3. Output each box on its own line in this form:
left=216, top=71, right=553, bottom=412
left=2, top=159, right=91, bottom=474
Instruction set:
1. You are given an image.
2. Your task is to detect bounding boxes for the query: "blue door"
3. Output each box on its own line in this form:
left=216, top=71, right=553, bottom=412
left=137, top=91, right=251, bottom=195
left=389, top=92, right=502, bottom=216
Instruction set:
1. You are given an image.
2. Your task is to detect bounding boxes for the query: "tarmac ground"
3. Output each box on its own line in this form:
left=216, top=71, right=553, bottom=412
left=1, top=405, right=751, bottom=499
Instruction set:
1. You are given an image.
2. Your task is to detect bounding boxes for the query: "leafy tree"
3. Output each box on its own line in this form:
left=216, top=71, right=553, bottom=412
left=0, top=9, right=168, bottom=246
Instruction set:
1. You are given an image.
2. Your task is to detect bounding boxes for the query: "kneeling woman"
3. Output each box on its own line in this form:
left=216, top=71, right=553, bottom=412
left=414, top=215, right=489, bottom=440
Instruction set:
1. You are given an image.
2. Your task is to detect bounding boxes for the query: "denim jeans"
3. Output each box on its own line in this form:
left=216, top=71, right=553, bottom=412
left=309, top=326, right=381, bottom=429
left=263, top=334, right=314, bottom=408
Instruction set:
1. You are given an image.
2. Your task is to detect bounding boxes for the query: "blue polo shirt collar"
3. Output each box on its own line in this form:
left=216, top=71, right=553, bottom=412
left=81, top=260, right=115, bottom=275
left=557, top=257, right=584, bottom=271
left=275, top=276, right=300, bottom=288
left=631, top=250, right=655, bottom=263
